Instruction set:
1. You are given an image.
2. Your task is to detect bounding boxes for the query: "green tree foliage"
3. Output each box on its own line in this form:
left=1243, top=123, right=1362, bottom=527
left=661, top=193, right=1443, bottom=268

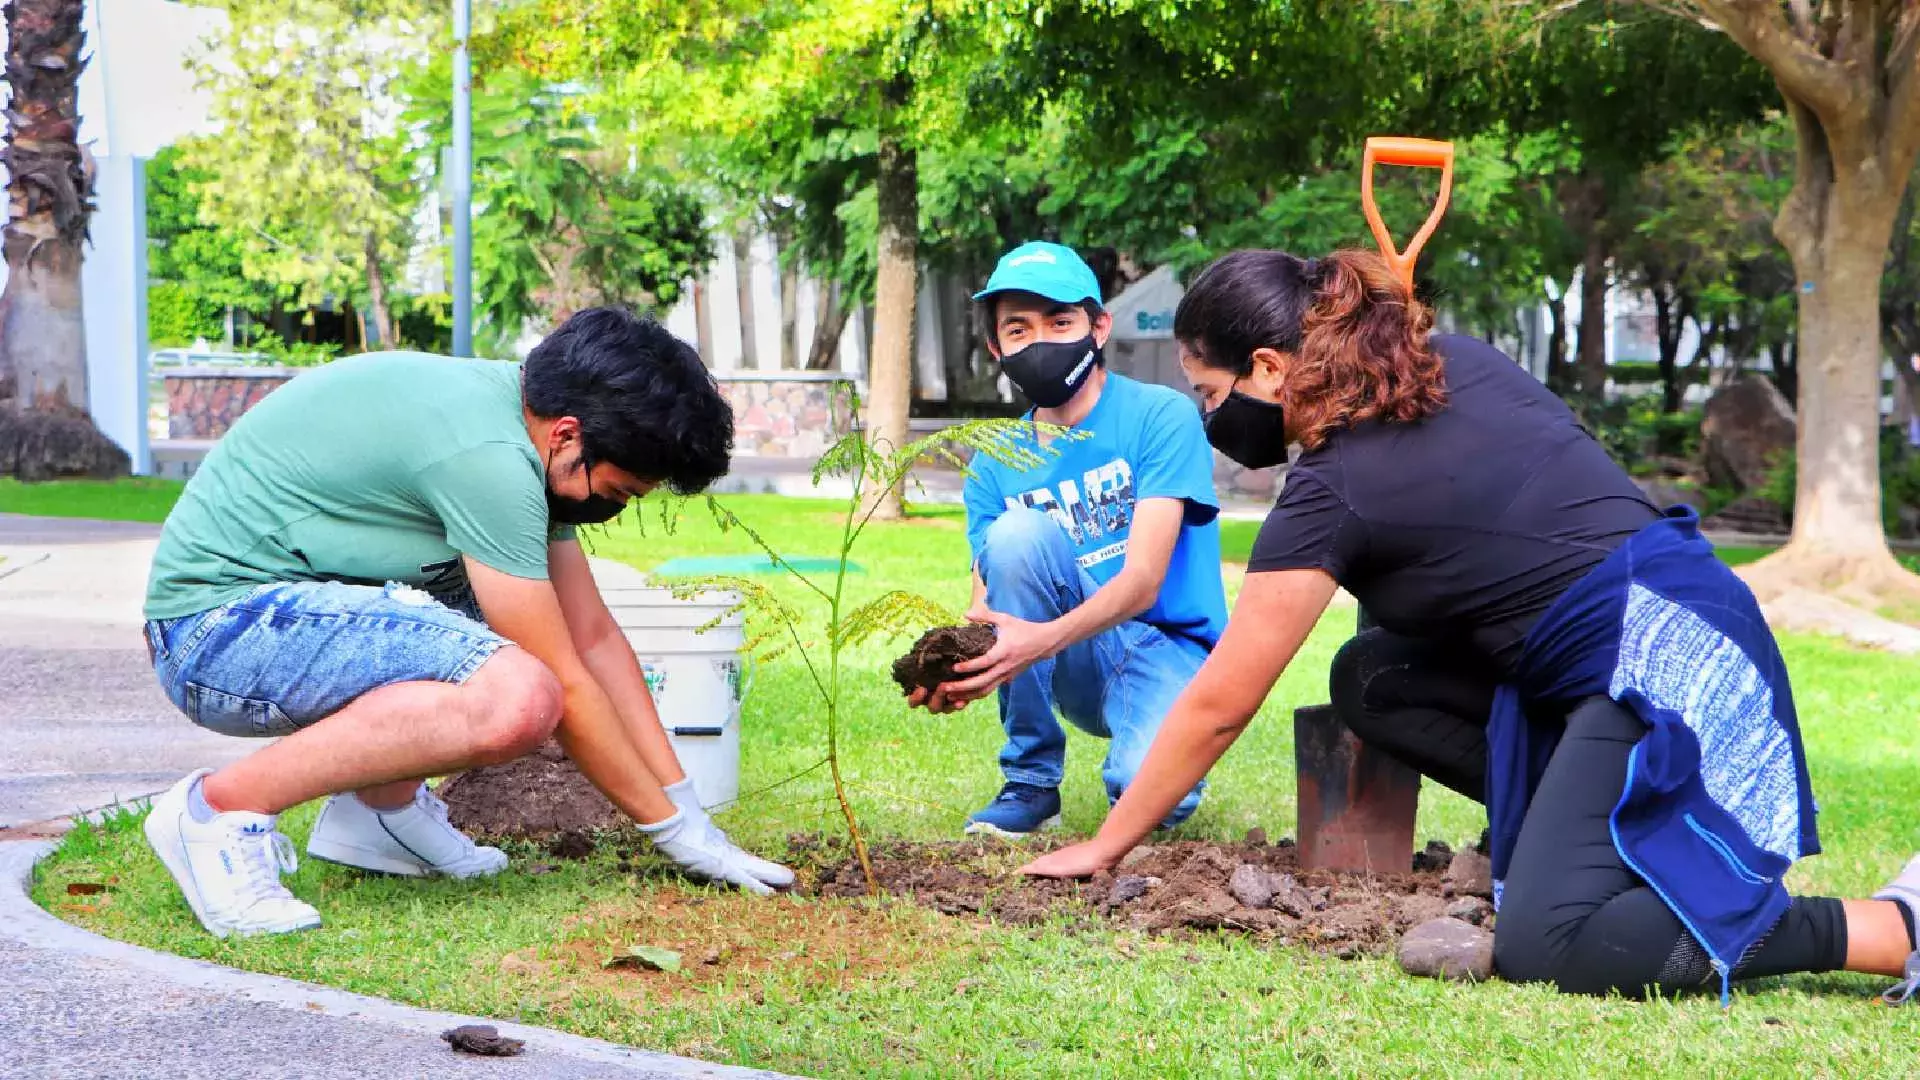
left=185, top=0, right=430, bottom=349
left=144, top=142, right=281, bottom=347
left=404, top=60, right=712, bottom=351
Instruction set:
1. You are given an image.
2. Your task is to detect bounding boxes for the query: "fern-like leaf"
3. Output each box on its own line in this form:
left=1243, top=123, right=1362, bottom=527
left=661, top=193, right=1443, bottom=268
left=832, top=590, right=960, bottom=651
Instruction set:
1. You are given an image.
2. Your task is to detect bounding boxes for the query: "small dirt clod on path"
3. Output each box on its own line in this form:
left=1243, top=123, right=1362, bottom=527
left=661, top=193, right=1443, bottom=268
left=891, top=625, right=997, bottom=693
left=442, top=1024, right=525, bottom=1057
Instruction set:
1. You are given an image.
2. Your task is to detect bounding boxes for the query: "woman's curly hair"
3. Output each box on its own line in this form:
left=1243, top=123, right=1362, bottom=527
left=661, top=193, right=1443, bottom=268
left=1173, top=248, right=1447, bottom=449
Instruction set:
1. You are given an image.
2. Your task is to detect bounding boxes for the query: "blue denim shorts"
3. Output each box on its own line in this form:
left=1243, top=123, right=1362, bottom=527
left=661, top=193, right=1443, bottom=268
left=145, top=581, right=508, bottom=737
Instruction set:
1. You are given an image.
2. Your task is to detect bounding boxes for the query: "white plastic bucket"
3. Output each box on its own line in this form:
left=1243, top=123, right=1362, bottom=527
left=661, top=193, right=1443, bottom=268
left=599, top=585, right=750, bottom=809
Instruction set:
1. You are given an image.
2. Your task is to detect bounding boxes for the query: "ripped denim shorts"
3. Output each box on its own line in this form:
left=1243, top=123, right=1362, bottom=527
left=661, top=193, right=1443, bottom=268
left=144, top=580, right=507, bottom=737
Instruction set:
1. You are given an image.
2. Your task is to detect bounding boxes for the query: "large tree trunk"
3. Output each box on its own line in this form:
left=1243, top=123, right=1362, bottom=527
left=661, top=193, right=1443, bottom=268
left=732, top=228, right=758, bottom=369
left=807, top=278, right=850, bottom=371
left=861, top=89, right=917, bottom=521
left=0, top=0, right=129, bottom=481
left=361, top=232, right=393, bottom=349
left=0, top=0, right=91, bottom=415
left=1754, top=98, right=1915, bottom=603
left=1676, top=0, right=1920, bottom=612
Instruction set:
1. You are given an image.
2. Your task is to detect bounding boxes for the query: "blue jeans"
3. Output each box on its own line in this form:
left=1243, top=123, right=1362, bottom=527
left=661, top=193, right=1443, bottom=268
left=978, top=507, right=1208, bottom=825
left=145, top=581, right=506, bottom=737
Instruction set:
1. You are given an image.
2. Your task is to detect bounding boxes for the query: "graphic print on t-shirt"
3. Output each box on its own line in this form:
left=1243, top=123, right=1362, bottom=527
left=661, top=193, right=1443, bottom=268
left=1007, top=456, right=1137, bottom=569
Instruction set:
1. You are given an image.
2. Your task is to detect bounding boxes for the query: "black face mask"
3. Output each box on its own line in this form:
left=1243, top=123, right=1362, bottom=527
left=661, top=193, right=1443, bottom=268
left=1202, top=387, right=1290, bottom=470
left=546, top=454, right=627, bottom=526
left=1001, top=335, right=1101, bottom=409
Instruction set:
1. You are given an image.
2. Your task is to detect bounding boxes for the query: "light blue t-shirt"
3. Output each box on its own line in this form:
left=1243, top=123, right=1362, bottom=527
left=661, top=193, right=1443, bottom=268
left=964, top=372, right=1229, bottom=650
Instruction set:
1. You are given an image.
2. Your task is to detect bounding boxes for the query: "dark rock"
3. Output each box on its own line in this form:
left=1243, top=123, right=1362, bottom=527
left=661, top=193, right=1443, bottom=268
left=442, top=1024, right=525, bottom=1056
left=1228, top=863, right=1275, bottom=909
left=1107, top=875, right=1154, bottom=906
left=1412, top=839, right=1454, bottom=873
left=1445, top=897, right=1493, bottom=926
left=1700, top=375, right=1795, bottom=492
left=1397, top=917, right=1495, bottom=981
left=1701, top=494, right=1791, bottom=536
left=1443, top=850, right=1494, bottom=899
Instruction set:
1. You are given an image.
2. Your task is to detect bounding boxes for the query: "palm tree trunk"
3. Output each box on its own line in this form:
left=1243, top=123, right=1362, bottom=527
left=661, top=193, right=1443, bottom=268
left=0, top=0, right=93, bottom=415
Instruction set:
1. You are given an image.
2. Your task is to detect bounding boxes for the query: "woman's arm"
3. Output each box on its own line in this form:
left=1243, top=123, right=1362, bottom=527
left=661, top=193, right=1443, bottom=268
left=1020, top=567, right=1338, bottom=878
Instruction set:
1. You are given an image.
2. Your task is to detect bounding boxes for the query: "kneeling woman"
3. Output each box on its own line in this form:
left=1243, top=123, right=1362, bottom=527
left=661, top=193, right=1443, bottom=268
left=1021, top=248, right=1920, bottom=1002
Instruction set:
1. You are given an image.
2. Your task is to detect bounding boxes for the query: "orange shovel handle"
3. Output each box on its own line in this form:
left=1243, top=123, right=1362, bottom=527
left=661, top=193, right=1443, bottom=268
left=1361, top=136, right=1455, bottom=292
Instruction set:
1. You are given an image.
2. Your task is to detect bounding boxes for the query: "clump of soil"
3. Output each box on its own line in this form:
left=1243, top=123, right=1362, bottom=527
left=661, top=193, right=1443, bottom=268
left=789, top=834, right=1490, bottom=959
left=438, top=741, right=626, bottom=840
left=891, top=625, right=997, bottom=693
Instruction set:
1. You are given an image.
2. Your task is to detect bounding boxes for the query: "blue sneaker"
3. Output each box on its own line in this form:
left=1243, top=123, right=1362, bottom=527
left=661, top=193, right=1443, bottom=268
left=965, top=782, right=1062, bottom=838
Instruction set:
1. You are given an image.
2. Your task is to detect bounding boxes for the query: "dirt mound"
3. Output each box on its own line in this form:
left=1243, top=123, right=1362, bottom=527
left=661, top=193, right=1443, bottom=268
left=437, top=742, right=627, bottom=839
left=791, top=835, right=1487, bottom=958
left=891, top=625, right=997, bottom=693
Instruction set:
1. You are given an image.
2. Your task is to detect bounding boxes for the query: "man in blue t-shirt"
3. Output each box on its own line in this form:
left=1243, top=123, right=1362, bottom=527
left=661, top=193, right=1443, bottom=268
left=907, top=241, right=1229, bottom=836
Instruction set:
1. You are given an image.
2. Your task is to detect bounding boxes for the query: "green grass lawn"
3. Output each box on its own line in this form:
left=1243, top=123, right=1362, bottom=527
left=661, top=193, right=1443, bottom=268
left=0, top=477, right=186, bottom=522
left=29, top=485, right=1920, bottom=1077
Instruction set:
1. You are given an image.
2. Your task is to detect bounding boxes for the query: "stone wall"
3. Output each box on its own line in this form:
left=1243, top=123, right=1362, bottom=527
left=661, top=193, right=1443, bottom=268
left=164, top=367, right=298, bottom=440
left=716, top=374, right=857, bottom=458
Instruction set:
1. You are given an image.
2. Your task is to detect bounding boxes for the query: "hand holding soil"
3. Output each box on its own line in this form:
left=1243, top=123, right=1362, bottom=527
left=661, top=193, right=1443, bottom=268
left=892, top=625, right=997, bottom=707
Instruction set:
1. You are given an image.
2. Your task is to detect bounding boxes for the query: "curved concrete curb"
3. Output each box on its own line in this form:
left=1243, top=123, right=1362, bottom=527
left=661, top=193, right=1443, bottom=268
left=0, top=841, right=801, bottom=1079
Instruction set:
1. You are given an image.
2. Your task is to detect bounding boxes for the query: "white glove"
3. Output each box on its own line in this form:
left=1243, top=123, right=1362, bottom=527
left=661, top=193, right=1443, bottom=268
left=642, top=810, right=774, bottom=896
left=664, top=778, right=796, bottom=889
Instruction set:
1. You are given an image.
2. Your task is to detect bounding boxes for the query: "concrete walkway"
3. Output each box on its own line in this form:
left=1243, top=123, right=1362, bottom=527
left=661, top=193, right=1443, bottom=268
left=0, top=517, right=248, bottom=830
left=0, top=516, right=802, bottom=1079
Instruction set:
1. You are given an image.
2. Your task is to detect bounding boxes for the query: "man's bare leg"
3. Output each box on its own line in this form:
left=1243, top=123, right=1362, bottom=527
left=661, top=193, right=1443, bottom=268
left=200, top=646, right=560, bottom=815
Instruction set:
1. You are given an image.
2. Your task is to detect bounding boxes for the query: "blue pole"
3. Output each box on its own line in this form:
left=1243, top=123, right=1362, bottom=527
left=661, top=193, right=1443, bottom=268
left=451, top=0, right=474, bottom=356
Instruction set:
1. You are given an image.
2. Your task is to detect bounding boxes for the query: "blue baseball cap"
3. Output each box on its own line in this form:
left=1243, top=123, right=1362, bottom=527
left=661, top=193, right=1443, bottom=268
left=972, top=241, right=1103, bottom=308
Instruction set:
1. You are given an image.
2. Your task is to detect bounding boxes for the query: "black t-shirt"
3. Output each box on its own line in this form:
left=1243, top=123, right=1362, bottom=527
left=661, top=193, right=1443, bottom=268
left=1248, top=334, right=1659, bottom=676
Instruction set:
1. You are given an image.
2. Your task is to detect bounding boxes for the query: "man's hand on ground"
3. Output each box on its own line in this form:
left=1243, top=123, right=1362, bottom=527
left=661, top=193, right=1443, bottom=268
left=934, top=610, right=1063, bottom=707
left=1019, top=840, right=1123, bottom=880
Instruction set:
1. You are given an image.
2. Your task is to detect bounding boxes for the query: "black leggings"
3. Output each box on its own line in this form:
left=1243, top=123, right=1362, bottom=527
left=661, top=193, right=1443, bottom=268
left=1330, top=628, right=1849, bottom=997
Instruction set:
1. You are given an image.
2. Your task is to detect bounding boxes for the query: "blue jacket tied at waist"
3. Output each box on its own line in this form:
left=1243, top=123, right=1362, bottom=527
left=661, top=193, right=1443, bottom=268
left=1486, top=506, right=1821, bottom=990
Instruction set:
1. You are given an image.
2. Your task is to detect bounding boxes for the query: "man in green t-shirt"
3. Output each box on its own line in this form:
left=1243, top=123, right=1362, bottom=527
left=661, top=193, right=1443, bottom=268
left=140, top=307, right=791, bottom=938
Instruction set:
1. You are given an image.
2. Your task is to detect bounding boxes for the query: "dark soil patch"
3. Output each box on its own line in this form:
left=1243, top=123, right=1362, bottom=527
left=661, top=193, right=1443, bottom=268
left=787, top=834, right=1489, bottom=959
left=891, top=624, right=996, bottom=693
left=438, top=742, right=625, bottom=840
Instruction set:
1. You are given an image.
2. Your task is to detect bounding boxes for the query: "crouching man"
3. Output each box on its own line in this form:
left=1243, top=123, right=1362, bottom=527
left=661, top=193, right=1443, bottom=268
left=909, top=242, right=1229, bottom=837
left=141, top=307, right=790, bottom=938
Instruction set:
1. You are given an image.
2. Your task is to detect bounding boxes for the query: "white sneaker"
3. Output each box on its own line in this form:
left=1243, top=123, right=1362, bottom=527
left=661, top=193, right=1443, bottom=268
left=143, top=770, right=323, bottom=939
left=305, top=785, right=507, bottom=879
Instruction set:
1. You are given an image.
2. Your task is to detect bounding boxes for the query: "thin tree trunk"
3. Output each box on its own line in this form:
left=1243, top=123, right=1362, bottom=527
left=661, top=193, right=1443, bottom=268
left=692, top=278, right=714, bottom=366
left=1545, top=290, right=1570, bottom=394
left=778, top=245, right=800, bottom=371
left=1576, top=227, right=1610, bottom=405
left=732, top=228, right=758, bottom=369
left=807, top=279, right=850, bottom=371
left=862, top=88, right=917, bottom=520
left=362, top=232, right=393, bottom=350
